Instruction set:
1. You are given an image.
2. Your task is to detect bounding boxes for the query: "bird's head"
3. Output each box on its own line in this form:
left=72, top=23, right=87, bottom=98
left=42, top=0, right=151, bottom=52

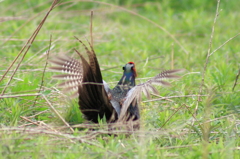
left=123, top=62, right=137, bottom=77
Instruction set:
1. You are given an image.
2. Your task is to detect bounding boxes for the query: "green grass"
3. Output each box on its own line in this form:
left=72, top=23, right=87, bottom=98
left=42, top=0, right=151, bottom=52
left=0, top=0, right=239, bottom=158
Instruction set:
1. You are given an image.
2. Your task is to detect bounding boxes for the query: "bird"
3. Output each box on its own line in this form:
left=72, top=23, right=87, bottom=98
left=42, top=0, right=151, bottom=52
left=49, top=38, right=184, bottom=128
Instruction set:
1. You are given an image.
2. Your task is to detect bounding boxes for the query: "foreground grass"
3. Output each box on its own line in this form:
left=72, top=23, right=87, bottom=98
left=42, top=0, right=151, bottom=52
left=0, top=0, right=239, bottom=158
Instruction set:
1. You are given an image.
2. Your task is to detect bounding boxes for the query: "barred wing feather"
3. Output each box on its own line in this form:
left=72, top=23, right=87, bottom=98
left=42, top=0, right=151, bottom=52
left=49, top=56, right=83, bottom=96
left=119, top=69, right=184, bottom=120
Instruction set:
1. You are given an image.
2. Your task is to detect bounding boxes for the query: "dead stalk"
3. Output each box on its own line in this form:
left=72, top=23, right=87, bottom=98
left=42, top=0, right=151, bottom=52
left=42, top=94, right=74, bottom=133
left=32, top=35, right=52, bottom=107
left=0, top=0, right=59, bottom=95
left=195, top=0, right=221, bottom=116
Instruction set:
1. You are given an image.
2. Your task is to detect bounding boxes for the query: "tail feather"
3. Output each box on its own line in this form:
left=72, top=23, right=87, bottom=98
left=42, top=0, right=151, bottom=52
left=50, top=40, right=116, bottom=123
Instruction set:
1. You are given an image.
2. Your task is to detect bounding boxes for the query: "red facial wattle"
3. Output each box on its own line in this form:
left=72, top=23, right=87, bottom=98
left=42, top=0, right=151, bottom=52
left=128, top=61, right=137, bottom=77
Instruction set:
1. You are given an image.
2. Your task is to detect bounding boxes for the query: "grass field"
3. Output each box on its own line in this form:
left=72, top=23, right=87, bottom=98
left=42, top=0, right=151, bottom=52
left=0, top=0, right=239, bottom=158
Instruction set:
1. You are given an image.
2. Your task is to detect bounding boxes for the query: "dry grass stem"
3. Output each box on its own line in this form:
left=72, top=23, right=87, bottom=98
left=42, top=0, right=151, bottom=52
left=42, top=94, right=74, bottom=133
left=0, top=0, right=60, bottom=95
left=0, top=93, right=41, bottom=99
left=159, top=104, right=185, bottom=130
left=0, top=1, right=53, bottom=47
left=232, top=68, right=240, bottom=91
left=209, top=32, right=240, bottom=56
left=20, top=116, right=42, bottom=127
left=195, top=0, right=221, bottom=116
left=143, top=94, right=207, bottom=103
left=156, top=144, right=199, bottom=150
left=33, top=35, right=52, bottom=107
left=171, top=43, right=174, bottom=69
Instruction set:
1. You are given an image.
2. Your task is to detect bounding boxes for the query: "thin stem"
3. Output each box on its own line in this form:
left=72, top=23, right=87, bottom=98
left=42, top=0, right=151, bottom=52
left=195, top=0, right=221, bottom=116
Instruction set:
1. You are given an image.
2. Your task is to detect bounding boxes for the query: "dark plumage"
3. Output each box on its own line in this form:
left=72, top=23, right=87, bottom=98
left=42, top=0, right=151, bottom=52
left=49, top=39, right=184, bottom=128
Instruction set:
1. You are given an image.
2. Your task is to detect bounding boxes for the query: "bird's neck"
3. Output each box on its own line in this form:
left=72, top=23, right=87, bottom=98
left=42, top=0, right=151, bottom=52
left=118, top=71, right=136, bottom=86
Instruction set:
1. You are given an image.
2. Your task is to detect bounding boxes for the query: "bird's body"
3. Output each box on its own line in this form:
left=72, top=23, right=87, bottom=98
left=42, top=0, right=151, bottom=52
left=110, top=62, right=140, bottom=122
left=50, top=39, right=183, bottom=128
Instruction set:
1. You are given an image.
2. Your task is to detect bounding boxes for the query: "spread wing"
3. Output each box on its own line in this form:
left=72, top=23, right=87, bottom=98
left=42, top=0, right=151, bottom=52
left=49, top=39, right=116, bottom=123
left=118, top=69, right=185, bottom=120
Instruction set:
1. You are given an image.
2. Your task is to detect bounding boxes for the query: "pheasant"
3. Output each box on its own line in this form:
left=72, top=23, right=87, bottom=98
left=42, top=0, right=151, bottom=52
left=50, top=38, right=183, bottom=126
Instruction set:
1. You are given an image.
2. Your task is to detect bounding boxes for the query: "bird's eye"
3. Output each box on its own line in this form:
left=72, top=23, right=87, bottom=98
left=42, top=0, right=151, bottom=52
left=123, top=66, right=125, bottom=70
